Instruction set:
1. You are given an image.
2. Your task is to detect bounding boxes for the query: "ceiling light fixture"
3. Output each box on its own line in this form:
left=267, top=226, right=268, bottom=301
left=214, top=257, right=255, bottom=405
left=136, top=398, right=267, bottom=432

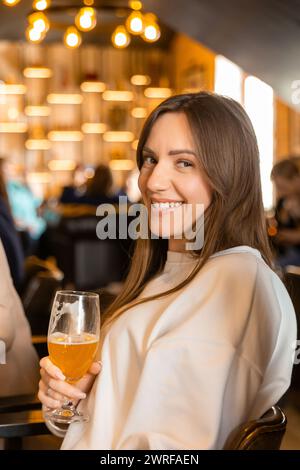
left=24, top=3, right=160, bottom=49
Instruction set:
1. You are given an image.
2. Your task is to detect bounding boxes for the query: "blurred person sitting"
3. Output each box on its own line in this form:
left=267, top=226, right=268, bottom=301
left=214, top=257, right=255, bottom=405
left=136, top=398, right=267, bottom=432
left=271, top=158, right=300, bottom=267
left=75, top=164, right=119, bottom=206
left=0, top=159, right=24, bottom=291
left=59, top=164, right=87, bottom=204
left=0, top=239, right=39, bottom=397
left=2, top=160, right=46, bottom=254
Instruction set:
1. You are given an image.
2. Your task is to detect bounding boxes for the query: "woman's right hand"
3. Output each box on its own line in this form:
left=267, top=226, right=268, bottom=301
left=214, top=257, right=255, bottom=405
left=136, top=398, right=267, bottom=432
left=38, top=356, right=102, bottom=409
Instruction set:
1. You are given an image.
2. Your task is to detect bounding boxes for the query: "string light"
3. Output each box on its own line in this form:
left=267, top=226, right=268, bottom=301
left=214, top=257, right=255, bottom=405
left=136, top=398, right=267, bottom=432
left=25, top=25, right=46, bottom=43
left=80, top=81, right=106, bottom=93
left=47, top=93, right=83, bottom=104
left=131, top=107, right=147, bottom=118
left=25, top=139, right=51, bottom=150
left=103, top=131, right=134, bottom=143
left=23, top=67, right=52, bottom=78
left=48, top=131, right=83, bottom=142
left=2, top=0, right=21, bottom=6
left=28, top=12, right=50, bottom=36
left=25, top=106, right=50, bottom=117
left=32, top=0, right=51, bottom=11
left=128, top=1, right=142, bottom=10
left=0, top=84, right=26, bottom=95
left=75, top=7, right=97, bottom=32
left=48, top=160, right=77, bottom=171
left=82, top=123, right=107, bottom=134
left=111, top=25, right=131, bottom=49
left=64, top=26, right=82, bottom=49
left=144, top=87, right=172, bottom=98
left=126, top=11, right=144, bottom=35
left=142, top=13, right=160, bottom=42
left=130, top=75, right=151, bottom=86
left=102, top=90, right=133, bottom=101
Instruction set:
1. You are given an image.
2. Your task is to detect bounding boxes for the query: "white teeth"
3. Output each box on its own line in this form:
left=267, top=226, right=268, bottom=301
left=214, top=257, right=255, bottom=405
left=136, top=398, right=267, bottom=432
left=151, top=201, right=183, bottom=209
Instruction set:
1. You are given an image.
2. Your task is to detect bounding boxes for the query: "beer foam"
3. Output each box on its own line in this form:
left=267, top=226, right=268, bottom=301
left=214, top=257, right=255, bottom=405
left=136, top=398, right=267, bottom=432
left=48, top=332, right=98, bottom=345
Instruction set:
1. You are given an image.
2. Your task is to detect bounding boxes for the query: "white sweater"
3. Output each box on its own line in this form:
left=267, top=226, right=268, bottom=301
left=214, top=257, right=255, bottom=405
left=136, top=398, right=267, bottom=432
left=0, top=240, right=39, bottom=396
left=61, top=246, right=297, bottom=450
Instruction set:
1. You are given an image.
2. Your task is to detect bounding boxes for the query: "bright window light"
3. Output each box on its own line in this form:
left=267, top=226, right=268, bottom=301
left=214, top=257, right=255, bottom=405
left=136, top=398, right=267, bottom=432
left=244, top=76, right=274, bottom=209
left=214, top=55, right=242, bottom=103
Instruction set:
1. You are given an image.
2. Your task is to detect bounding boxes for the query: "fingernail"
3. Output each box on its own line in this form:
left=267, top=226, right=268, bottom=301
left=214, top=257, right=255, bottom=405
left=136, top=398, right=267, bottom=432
left=78, top=392, right=86, bottom=399
left=97, top=360, right=102, bottom=368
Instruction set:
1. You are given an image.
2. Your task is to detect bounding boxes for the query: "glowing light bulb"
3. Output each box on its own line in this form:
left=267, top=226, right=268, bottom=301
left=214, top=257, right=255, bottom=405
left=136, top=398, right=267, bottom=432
left=142, top=14, right=160, bottom=43
left=128, top=0, right=142, bottom=10
left=26, top=25, right=45, bottom=43
left=126, top=11, right=144, bottom=35
left=2, top=0, right=21, bottom=6
left=112, top=26, right=131, bottom=49
left=75, top=7, right=97, bottom=32
left=33, top=0, right=51, bottom=10
left=28, top=12, right=50, bottom=33
left=64, top=26, right=82, bottom=49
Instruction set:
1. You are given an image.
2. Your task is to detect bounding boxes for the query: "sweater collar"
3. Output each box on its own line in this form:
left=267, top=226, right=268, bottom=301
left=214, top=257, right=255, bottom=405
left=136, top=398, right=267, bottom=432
left=166, top=245, right=262, bottom=266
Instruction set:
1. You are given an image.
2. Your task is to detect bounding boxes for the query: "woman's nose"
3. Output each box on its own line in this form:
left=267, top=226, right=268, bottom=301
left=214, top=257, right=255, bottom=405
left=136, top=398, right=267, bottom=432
left=146, top=162, right=171, bottom=192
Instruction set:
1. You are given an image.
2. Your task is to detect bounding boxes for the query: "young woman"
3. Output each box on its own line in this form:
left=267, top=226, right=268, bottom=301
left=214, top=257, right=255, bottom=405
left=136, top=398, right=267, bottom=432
left=38, top=92, right=297, bottom=449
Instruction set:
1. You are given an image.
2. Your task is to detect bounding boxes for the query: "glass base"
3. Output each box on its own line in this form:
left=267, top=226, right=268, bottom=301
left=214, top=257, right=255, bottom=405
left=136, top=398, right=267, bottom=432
left=44, top=402, right=89, bottom=425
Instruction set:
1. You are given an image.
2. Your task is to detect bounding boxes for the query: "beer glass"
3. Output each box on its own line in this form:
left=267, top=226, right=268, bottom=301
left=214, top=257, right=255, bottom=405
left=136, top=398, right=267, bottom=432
left=44, top=290, right=100, bottom=424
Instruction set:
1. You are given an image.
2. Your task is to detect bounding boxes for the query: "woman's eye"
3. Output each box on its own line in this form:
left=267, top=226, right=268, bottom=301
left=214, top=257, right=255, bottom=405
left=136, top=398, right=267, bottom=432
left=177, top=160, right=193, bottom=168
left=143, top=156, right=156, bottom=165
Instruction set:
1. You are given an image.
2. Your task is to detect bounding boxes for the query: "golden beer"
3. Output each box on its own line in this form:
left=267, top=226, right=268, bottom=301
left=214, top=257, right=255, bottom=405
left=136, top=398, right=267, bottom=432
left=48, top=333, right=99, bottom=383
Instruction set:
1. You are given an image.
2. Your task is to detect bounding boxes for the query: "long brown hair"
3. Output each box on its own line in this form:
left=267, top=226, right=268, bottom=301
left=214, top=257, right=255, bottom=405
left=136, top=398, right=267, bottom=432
left=101, top=92, right=273, bottom=335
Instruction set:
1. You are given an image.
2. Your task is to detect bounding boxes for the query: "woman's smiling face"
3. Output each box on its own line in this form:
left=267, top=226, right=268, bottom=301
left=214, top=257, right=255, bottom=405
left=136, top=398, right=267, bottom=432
left=138, top=112, right=213, bottom=251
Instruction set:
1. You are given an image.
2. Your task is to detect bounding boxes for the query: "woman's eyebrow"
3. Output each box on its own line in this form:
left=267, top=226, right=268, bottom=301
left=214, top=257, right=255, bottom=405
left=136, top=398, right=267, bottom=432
left=142, top=147, right=197, bottom=157
left=142, top=146, right=156, bottom=154
left=168, top=149, right=197, bottom=156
